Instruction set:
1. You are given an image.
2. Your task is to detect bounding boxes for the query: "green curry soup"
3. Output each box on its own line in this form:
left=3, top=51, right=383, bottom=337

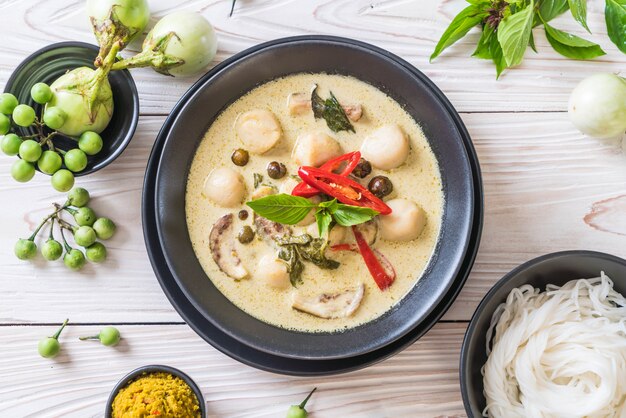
left=185, top=73, right=443, bottom=332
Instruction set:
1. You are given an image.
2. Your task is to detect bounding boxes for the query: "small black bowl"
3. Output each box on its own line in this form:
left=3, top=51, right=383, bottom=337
left=105, top=364, right=206, bottom=418
left=460, top=250, right=626, bottom=417
left=4, top=41, right=139, bottom=176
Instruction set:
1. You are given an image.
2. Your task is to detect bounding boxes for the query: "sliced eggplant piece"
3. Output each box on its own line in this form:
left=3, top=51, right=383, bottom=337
left=254, top=213, right=291, bottom=242
left=209, top=213, right=248, bottom=280
left=292, top=283, right=365, bottom=319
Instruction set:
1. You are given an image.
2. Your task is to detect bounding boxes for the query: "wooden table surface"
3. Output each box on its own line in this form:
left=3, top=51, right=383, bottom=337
left=1, top=0, right=625, bottom=416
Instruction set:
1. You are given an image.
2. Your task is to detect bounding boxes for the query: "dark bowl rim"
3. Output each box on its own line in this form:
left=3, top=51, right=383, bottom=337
left=3, top=41, right=139, bottom=176
left=459, top=249, right=626, bottom=417
left=104, top=364, right=206, bottom=418
left=152, top=34, right=478, bottom=360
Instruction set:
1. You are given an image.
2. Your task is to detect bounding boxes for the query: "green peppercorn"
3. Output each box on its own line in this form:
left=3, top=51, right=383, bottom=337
left=237, top=226, right=255, bottom=244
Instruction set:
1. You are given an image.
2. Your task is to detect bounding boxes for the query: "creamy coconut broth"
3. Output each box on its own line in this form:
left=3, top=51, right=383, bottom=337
left=186, top=73, right=443, bottom=332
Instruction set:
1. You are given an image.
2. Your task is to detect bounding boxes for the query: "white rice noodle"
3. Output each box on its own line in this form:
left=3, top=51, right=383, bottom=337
left=482, top=272, right=626, bottom=418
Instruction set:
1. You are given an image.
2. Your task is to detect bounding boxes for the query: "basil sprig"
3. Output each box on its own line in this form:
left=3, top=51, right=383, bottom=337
left=311, top=85, right=355, bottom=133
left=431, top=0, right=618, bottom=78
left=246, top=194, right=378, bottom=238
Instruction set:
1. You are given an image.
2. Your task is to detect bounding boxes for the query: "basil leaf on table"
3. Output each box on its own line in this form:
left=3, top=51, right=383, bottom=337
left=332, top=204, right=379, bottom=227
left=538, top=0, right=570, bottom=23
left=568, top=0, right=590, bottom=31
left=246, top=194, right=315, bottom=225
left=606, top=0, right=626, bottom=53
left=472, top=25, right=495, bottom=59
left=430, top=5, right=488, bottom=61
left=497, top=0, right=535, bottom=67
left=543, top=21, right=606, bottom=59
left=311, top=85, right=355, bottom=133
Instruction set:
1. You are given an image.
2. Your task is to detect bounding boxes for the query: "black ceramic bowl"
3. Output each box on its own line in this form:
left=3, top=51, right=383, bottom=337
left=141, top=37, right=484, bottom=374
left=4, top=41, right=139, bottom=176
left=460, top=250, right=626, bottom=417
left=105, top=365, right=206, bottom=418
left=154, top=36, right=478, bottom=360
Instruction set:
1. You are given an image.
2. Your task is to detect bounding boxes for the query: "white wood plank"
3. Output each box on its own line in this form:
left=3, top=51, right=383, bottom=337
left=0, top=322, right=467, bottom=417
left=1, top=114, right=624, bottom=323
left=0, top=0, right=623, bottom=115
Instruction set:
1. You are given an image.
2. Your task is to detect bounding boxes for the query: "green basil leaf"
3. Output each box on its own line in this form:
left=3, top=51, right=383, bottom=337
left=568, top=0, right=590, bottom=32
left=430, top=5, right=487, bottom=61
left=246, top=194, right=314, bottom=225
left=253, top=173, right=263, bottom=188
left=489, top=27, right=509, bottom=78
left=319, top=198, right=339, bottom=211
left=497, top=0, right=535, bottom=67
left=529, top=30, right=538, bottom=52
left=277, top=245, right=304, bottom=287
left=311, top=85, right=355, bottom=133
left=311, top=85, right=325, bottom=119
left=315, top=211, right=332, bottom=238
left=332, top=204, right=378, bottom=227
left=544, top=21, right=606, bottom=59
left=472, top=24, right=494, bottom=59
left=606, top=0, right=626, bottom=53
left=538, top=0, right=569, bottom=23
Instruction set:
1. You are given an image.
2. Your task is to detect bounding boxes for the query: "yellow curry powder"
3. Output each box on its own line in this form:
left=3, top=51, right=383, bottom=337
left=111, top=372, right=201, bottom=418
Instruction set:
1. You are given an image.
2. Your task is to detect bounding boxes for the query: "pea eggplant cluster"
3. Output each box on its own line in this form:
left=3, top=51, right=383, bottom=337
left=0, top=89, right=104, bottom=192
left=14, top=187, right=116, bottom=270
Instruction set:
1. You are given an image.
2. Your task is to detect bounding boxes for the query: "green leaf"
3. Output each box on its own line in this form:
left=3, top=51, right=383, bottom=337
left=277, top=234, right=340, bottom=286
left=332, top=204, right=378, bottom=227
left=246, top=194, right=314, bottom=225
left=311, top=85, right=355, bottom=133
left=489, top=28, right=509, bottom=78
left=497, top=0, right=535, bottom=66
left=318, top=198, right=339, bottom=211
left=430, top=5, right=487, bottom=61
left=277, top=245, right=304, bottom=287
left=543, top=21, right=606, bottom=59
left=497, top=0, right=535, bottom=67
left=606, top=0, right=626, bottom=53
left=472, top=24, right=495, bottom=59
left=253, top=173, right=263, bottom=188
left=529, top=30, right=538, bottom=52
left=315, top=211, right=332, bottom=238
left=539, top=0, right=570, bottom=21
left=568, top=0, right=590, bottom=32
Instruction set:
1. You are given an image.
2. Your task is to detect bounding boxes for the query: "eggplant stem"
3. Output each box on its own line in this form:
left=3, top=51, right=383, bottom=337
left=78, top=335, right=99, bottom=341
left=299, top=387, right=317, bottom=409
left=111, top=32, right=184, bottom=75
left=88, top=41, right=120, bottom=116
left=51, top=319, right=69, bottom=340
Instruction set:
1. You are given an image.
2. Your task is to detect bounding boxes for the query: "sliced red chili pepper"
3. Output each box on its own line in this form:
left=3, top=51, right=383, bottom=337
left=292, top=151, right=361, bottom=198
left=297, top=166, right=392, bottom=215
left=351, top=226, right=395, bottom=290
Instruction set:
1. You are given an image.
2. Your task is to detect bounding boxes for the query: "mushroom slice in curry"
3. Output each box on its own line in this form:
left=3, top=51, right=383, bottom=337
left=292, top=283, right=365, bottom=319
left=209, top=213, right=248, bottom=280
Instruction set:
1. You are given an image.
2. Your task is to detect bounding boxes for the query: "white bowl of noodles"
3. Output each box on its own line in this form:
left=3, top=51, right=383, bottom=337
left=460, top=250, right=626, bottom=418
